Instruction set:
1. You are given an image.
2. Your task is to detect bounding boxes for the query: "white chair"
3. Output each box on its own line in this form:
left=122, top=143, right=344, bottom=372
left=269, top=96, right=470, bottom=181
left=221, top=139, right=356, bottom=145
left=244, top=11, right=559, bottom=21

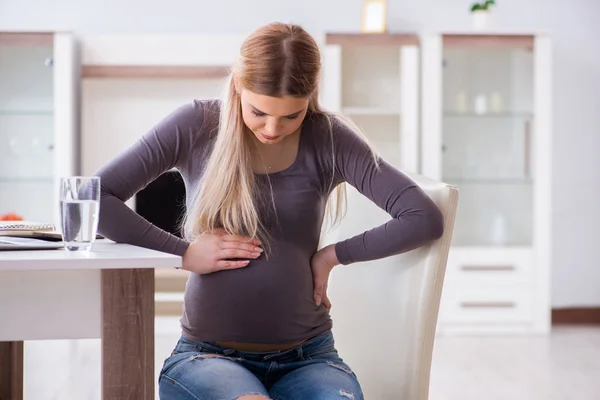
left=326, top=173, right=458, bottom=400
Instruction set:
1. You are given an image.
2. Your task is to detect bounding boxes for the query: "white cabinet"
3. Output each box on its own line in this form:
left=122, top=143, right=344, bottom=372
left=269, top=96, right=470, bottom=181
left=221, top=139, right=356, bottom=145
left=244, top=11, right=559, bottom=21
left=321, top=33, right=420, bottom=173
left=421, top=33, right=553, bottom=334
left=0, top=32, right=77, bottom=227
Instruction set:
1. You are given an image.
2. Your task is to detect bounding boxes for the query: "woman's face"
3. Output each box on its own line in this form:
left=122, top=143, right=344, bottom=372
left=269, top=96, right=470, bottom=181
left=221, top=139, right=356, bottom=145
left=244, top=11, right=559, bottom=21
left=239, top=88, right=309, bottom=145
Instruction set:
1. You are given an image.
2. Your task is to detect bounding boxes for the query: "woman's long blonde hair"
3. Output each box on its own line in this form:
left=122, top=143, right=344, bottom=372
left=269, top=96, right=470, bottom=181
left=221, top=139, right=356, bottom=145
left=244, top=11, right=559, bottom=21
left=183, top=22, right=379, bottom=249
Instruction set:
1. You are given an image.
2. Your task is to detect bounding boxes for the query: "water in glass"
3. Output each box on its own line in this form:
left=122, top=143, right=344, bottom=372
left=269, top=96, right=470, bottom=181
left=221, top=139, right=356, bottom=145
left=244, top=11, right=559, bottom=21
left=60, top=177, right=101, bottom=251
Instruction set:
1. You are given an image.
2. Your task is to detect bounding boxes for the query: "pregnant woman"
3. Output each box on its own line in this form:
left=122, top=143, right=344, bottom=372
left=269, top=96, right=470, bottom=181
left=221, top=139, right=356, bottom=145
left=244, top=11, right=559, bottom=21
left=95, top=22, right=444, bottom=400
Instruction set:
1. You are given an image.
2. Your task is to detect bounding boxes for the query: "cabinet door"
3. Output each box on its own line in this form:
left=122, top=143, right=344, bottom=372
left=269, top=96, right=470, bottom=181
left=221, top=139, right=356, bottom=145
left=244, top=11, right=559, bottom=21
left=0, top=33, right=56, bottom=223
left=422, top=34, right=551, bottom=249
left=0, top=33, right=76, bottom=226
left=443, top=40, right=535, bottom=247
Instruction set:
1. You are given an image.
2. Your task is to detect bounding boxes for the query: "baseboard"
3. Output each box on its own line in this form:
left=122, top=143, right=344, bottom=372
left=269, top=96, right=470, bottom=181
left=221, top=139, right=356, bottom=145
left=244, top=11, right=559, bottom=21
left=552, top=307, right=600, bottom=325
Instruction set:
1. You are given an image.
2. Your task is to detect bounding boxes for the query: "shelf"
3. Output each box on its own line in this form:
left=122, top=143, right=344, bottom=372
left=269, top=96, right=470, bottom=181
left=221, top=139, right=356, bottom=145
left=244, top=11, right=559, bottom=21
left=444, top=112, right=533, bottom=118
left=0, top=110, right=53, bottom=116
left=325, top=33, right=419, bottom=46
left=0, top=177, right=53, bottom=183
left=342, top=107, right=400, bottom=116
left=82, top=65, right=231, bottom=79
left=452, top=239, right=533, bottom=248
left=450, top=245, right=533, bottom=252
left=0, top=32, right=54, bottom=47
left=442, top=34, right=534, bottom=50
left=445, top=178, right=533, bottom=185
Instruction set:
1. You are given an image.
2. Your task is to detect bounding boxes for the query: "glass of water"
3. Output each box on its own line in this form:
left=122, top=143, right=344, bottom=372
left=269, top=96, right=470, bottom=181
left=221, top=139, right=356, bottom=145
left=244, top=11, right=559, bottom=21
left=59, top=176, right=101, bottom=252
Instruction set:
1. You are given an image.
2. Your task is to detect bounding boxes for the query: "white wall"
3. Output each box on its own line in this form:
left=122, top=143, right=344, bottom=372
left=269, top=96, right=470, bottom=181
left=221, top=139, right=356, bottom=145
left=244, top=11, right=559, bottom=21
left=1, top=0, right=599, bottom=307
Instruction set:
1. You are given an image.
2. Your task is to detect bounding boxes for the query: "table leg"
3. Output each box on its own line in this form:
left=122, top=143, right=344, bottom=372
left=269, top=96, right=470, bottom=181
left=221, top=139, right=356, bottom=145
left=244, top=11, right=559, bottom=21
left=101, top=269, right=155, bottom=400
left=0, top=341, right=23, bottom=400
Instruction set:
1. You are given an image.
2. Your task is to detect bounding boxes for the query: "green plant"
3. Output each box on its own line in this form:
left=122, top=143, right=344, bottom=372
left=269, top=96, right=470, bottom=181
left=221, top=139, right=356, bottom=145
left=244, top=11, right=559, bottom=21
left=470, top=0, right=495, bottom=12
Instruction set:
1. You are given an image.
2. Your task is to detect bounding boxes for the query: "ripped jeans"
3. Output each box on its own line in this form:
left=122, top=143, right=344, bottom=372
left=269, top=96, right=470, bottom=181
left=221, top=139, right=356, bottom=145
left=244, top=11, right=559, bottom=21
left=158, top=329, right=364, bottom=400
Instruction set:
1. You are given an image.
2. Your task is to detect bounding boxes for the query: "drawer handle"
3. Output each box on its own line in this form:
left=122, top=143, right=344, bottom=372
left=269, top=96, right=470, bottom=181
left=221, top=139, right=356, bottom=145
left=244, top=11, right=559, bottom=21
left=460, top=301, right=516, bottom=309
left=461, top=265, right=515, bottom=272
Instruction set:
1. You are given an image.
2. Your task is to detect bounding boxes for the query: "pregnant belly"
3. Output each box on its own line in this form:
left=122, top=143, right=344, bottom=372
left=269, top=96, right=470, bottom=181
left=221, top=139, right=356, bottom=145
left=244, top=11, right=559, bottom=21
left=181, top=241, right=331, bottom=344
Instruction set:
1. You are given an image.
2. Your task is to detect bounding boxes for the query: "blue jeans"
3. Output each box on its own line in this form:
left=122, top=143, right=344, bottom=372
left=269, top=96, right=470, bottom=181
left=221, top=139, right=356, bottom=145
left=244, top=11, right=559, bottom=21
left=158, top=330, right=364, bottom=400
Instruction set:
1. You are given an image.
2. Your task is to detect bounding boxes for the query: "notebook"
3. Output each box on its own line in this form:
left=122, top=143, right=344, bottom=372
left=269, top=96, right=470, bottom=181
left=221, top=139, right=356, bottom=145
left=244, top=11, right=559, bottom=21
left=0, top=221, right=63, bottom=241
left=0, top=236, right=65, bottom=250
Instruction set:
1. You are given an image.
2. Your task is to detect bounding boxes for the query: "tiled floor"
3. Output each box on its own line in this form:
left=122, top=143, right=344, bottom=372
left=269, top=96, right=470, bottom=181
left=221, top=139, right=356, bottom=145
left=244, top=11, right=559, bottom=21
left=22, top=319, right=600, bottom=399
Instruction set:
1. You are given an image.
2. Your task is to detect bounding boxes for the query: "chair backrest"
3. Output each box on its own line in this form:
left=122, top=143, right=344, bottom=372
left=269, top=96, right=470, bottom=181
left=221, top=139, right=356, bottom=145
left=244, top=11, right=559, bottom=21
left=325, top=173, right=458, bottom=399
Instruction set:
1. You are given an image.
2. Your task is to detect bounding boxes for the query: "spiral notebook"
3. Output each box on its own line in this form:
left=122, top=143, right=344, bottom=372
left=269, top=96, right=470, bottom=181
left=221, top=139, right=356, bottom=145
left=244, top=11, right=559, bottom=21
left=0, top=221, right=63, bottom=241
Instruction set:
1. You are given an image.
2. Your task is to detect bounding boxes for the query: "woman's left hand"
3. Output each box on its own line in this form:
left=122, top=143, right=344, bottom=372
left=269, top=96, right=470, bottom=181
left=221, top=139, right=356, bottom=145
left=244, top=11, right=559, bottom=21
left=311, top=244, right=340, bottom=310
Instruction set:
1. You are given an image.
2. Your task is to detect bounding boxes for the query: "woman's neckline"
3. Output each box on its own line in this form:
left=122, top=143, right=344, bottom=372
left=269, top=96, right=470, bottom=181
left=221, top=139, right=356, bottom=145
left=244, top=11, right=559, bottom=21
left=253, top=119, right=308, bottom=177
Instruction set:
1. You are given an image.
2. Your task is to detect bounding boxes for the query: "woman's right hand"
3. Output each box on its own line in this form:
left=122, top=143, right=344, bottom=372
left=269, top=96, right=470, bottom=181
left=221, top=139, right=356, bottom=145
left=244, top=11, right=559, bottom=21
left=181, top=228, right=263, bottom=274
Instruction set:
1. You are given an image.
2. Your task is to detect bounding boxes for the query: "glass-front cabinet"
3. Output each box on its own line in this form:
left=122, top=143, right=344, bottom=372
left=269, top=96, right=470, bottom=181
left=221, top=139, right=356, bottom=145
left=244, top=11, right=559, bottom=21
left=319, top=32, right=421, bottom=247
left=321, top=33, right=420, bottom=173
left=0, top=32, right=77, bottom=227
left=443, top=40, right=535, bottom=247
left=421, top=33, right=552, bottom=334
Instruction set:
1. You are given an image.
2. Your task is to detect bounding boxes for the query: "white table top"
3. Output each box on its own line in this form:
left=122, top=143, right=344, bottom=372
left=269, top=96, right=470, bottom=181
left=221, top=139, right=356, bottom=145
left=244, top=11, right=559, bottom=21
left=0, top=240, right=181, bottom=271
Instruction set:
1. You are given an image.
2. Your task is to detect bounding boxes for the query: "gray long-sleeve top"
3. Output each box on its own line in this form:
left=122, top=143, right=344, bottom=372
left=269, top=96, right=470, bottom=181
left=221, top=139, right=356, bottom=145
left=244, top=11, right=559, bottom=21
left=95, top=99, right=444, bottom=344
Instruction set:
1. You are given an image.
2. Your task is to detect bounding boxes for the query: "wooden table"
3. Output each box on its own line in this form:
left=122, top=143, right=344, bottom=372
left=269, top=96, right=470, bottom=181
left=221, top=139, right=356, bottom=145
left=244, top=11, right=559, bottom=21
left=0, top=241, right=181, bottom=400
